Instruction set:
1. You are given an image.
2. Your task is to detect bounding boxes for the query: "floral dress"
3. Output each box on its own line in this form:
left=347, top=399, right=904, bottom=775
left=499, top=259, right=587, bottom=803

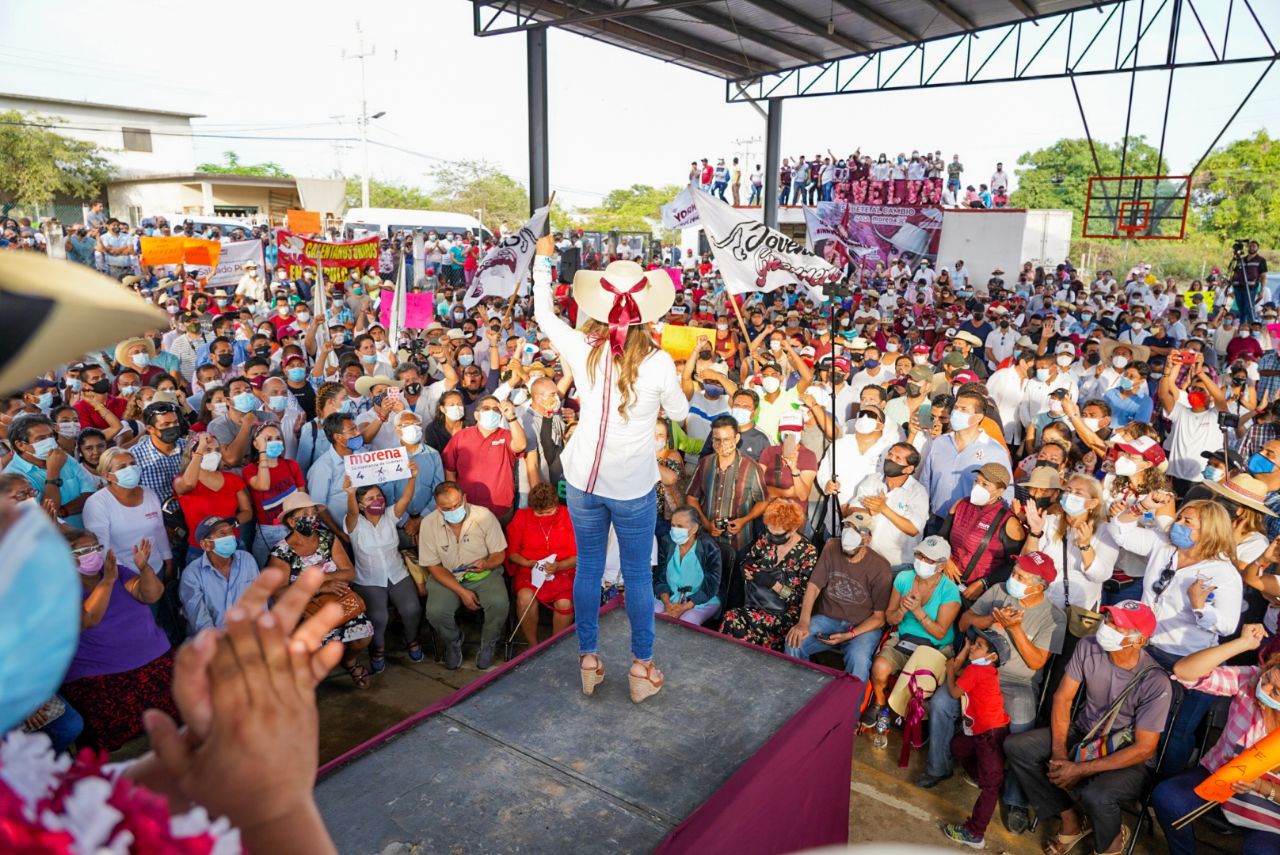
left=720, top=536, right=817, bottom=651
left=271, top=529, right=373, bottom=645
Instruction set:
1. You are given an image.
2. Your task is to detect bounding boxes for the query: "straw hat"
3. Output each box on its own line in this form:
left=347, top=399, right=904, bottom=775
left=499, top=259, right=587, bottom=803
left=888, top=645, right=947, bottom=717
left=279, top=490, right=318, bottom=519
left=354, top=374, right=402, bottom=398
left=1204, top=474, right=1277, bottom=517
left=114, top=336, right=156, bottom=368
left=572, top=260, right=674, bottom=353
left=1099, top=337, right=1150, bottom=364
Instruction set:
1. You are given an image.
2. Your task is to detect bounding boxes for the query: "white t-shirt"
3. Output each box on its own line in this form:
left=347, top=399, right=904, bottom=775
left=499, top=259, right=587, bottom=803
left=1163, top=395, right=1224, bottom=481
left=82, top=487, right=174, bottom=569
left=1040, top=514, right=1118, bottom=611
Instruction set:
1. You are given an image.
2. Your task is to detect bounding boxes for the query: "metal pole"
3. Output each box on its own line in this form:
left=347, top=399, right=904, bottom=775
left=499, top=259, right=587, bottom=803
left=764, top=98, right=783, bottom=229
left=527, top=27, right=550, bottom=226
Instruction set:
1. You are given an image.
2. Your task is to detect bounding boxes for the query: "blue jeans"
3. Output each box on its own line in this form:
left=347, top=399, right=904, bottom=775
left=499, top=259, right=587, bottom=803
left=748, top=185, right=762, bottom=205
left=821, top=181, right=835, bottom=202
left=1148, top=644, right=1218, bottom=774
left=1153, top=766, right=1280, bottom=855
left=712, top=180, right=728, bottom=201
left=792, top=183, right=808, bottom=205
left=785, top=614, right=882, bottom=682
left=928, top=680, right=1037, bottom=808
left=40, top=695, right=84, bottom=754
left=567, top=484, right=657, bottom=661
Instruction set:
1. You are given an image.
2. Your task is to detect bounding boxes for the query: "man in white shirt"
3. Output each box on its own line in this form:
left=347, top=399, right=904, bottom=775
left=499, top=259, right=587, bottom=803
left=990, top=163, right=1009, bottom=193
left=850, top=441, right=929, bottom=568
left=952, top=260, right=970, bottom=291
left=1018, top=351, right=1079, bottom=431
left=984, top=312, right=1019, bottom=368
left=1158, top=362, right=1226, bottom=489
left=234, top=261, right=267, bottom=305
left=988, top=351, right=1034, bottom=445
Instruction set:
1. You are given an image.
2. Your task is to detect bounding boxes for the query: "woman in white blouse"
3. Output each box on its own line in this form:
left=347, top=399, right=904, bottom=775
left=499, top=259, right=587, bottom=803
left=1024, top=474, right=1117, bottom=612
left=341, top=464, right=421, bottom=674
left=532, top=237, right=689, bottom=704
left=1104, top=498, right=1240, bottom=773
left=82, top=447, right=173, bottom=583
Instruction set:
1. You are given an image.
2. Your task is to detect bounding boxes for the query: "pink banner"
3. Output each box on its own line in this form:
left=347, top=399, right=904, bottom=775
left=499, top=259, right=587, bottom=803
left=806, top=201, right=943, bottom=272
left=379, top=289, right=435, bottom=330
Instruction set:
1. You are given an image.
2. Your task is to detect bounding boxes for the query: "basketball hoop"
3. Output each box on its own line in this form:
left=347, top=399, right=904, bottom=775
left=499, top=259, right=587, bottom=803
left=1117, top=200, right=1151, bottom=235
left=1082, top=176, right=1190, bottom=240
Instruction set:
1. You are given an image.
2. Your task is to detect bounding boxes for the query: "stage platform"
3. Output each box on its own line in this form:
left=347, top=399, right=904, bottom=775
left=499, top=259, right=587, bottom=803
left=316, top=606, right=861, bottom=854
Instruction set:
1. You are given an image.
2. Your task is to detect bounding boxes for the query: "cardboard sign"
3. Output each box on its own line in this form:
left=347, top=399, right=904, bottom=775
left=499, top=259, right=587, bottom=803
left=287, top=210, right=322, bottom=234
left=660, top=325, right=717, bottom=360
left=140, top=237, right=222, bottom=269
left=1182, top=290, right=1214, bottom=312
left=378, top=288, right=435, bottom=330
left=343, top=446, right=411, bottom=487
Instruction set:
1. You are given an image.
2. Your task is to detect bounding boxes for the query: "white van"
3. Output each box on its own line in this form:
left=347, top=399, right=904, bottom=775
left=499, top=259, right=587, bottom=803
left=341, top=208, right=493, bottom=242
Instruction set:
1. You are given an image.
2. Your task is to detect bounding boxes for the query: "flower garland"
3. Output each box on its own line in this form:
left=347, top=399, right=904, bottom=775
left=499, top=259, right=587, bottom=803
left=0, top=731, right=240, bottom=855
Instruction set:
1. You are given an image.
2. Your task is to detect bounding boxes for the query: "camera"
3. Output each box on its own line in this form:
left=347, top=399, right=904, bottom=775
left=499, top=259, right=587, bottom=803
left=1233, top=238, right=1252, bottom=255
left=714, top=517, right=732, bottom=532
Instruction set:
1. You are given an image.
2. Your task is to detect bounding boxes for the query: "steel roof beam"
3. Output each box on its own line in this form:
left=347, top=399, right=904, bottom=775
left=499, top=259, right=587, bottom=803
left=678, top=3, right=828, bottom=64
left=739, top=0, right=870, bottom=54
left=833, top=0, right=921, bottom=43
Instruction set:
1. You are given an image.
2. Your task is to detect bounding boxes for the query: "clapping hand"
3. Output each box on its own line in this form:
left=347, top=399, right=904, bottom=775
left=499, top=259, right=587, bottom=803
left=133, top=537, right=153, bottom=570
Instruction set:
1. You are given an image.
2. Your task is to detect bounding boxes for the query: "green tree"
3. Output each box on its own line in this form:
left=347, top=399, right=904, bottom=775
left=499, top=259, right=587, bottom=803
left=1192, top=130, right=1280, bottom=247
left=344, top=177, right=435, bottom=209
left=196, top=150, right=290, bottom=177
left=0, top=110, right=113, bottom=205
left=428, top=159, right=530, bottom=230
left=574, top=184, right=682, bottom=241
left=1010, top=136, right=1170, bottom=228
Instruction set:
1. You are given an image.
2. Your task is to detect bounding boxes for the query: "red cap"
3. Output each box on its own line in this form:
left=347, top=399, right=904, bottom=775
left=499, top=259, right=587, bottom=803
left=1102, top=601, right=1158, bottom=639
left=1116, top=436, right=1166, bottom=466
left=1014, top=551, right=1058, bottom=584
left=832, top=357, right=851, bottom=373
left=953, top=369, right=981, bottom=385
left=912, top=343, right=930, bottom=354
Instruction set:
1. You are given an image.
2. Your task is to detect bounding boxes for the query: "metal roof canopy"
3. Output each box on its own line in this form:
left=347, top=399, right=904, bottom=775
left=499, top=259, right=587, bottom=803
left=473, top=0, right=1278, bottom=98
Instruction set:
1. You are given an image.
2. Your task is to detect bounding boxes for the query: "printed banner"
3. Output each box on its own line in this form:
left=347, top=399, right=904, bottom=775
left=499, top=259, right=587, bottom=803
left=378, top=288, right=434, bottom=330
left=276, top=230, right=379, bottom=281
left=286, top=210, right=322, bottom=234
left=804, top=201, right=943, bottom=272
left=691, top=185, right=840, bottom=300
left=463, top=206, right=549, bottom=309
left=207, top=239, right=266, bottom=289
left=661, top=186, right=701, bottom=230
left=660, top=325, right=717, bottom=360
left=344, top=446, right=411, bottom=487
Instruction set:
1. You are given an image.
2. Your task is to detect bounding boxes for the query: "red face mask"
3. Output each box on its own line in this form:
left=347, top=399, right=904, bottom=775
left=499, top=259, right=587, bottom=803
left=1187, top=390, right=1208, bottom=410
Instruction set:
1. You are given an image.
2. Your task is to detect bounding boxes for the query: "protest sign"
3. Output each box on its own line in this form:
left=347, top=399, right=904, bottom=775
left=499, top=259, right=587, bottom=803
left=1182, top=290, right=1215, bottom=312
left=660, top=325, right=717, bottom=360
left=276, top=230, right=379, bottom=281
left=343, top=446, right=411, bottom=487
left=287, top=210, right=322, bottom=234
left=139, top=237, right=222, bottom=269
left=378, top=289, right=434, bottom=330
left=661, top=186, right=701, bottom=230
left=207, top=239, right=266, bottom=289
left=692, top=186, right=840, bottom=300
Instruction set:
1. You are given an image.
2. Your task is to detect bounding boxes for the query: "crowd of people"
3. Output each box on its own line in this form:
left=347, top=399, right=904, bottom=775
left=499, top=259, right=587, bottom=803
left=689, top=150, right=1012, bottom=208
left=3, top=199, right=1280, bottom=854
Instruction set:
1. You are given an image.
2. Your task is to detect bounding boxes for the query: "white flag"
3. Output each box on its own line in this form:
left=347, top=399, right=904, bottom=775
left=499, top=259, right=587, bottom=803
left=463, top=206, right=549, bottom=310
left=691, top=185, right=841, bottom=301
left=660, top=186, right=701, bottom=230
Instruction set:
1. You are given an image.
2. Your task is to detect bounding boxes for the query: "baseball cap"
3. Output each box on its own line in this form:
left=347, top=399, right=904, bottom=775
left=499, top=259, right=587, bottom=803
left=966, top=626, right=1012, bottom=666
left=832, top=357, right=851, bottom=374
left=916, top=535, right=951, bottom=563
left=976, top=462, right=1012, bottom=489
left=1201, top=448, right=1245, bottom=471
left=1014, top=551, right=1058, bottom=584
left=1116, top=436, right=1166, bottom=466
left=194, top=516, right=236, bottom=543
left=1102, top=601, right=1158, bottom=638
left=911, top=343, right=931, bottom=355
left=778, top=413, right=805, bottom=434
left=942, top=351, right=967, bottom=368
left=953, top=369, right=980, bottom=385
left=908, top=366, right=933, bottom=383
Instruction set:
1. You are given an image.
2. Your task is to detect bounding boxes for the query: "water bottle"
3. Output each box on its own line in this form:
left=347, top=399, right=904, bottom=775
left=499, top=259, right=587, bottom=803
left=871, top=709, right=890, bottom=750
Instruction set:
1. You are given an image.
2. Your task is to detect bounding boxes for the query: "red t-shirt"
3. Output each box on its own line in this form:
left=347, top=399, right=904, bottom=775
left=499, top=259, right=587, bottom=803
left=441, top=426, right=518, bottom=515
left=268, top=313, right=296, bottom=332
left=956, top=663, right=1010, bottom=736
left=178, top=473, right=247, bottom=546
left=757, top=445, right=819, bottom=490
left=701, top=165, right=713, bottom=184
left=241, top=458, right=306, bottom=525
left=73, top=397, right=128, bottom=429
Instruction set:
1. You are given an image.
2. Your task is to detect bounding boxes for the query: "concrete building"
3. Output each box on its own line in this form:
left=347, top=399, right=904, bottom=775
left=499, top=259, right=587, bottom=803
left=0, top=91, right=201, bottom=177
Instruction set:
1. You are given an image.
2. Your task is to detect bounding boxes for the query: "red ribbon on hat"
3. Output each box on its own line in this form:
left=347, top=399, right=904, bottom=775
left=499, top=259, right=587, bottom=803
left=598, top=275, right=648, bottom=357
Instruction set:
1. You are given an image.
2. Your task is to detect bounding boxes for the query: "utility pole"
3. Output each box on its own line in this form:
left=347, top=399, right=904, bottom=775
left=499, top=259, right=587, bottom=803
left=343, top=23, right=376, bottom=209
left=733, top=135, right=762, bottom=169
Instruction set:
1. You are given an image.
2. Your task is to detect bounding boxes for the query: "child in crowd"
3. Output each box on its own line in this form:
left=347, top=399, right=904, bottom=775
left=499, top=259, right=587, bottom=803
left=940, top=626, right=1012, bottom=849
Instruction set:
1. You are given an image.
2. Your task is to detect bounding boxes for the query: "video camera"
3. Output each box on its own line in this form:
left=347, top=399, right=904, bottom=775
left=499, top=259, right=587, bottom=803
left=1233, top=238, right=1253, bottom=255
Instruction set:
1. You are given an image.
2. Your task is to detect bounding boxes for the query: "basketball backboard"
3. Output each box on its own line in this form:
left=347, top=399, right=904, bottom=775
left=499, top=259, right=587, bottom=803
left=1082, top=175, right=1191, bottom=240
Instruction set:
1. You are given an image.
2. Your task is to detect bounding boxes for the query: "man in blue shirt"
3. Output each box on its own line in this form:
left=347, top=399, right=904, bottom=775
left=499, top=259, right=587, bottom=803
left=1102, top=363, right=1155, bottom=428
left=3, top=414, right=94, bottom=527
left=307, top=413, right=363, bottom=525
left=180, top=516, right=260, bottom=634
left=917, top=390, right=1013, bottom=531
left=382, top=411, right=445, bottom=539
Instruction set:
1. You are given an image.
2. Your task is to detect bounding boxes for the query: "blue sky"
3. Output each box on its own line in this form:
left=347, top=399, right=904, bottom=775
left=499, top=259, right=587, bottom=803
left=4, top=0, right=1278, bottom=211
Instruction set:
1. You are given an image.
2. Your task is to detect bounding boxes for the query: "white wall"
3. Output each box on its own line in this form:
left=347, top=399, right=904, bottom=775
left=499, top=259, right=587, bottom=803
left=937, top=209, right=1074, bottom=282
left=0, top=94, right=196, bottom=177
